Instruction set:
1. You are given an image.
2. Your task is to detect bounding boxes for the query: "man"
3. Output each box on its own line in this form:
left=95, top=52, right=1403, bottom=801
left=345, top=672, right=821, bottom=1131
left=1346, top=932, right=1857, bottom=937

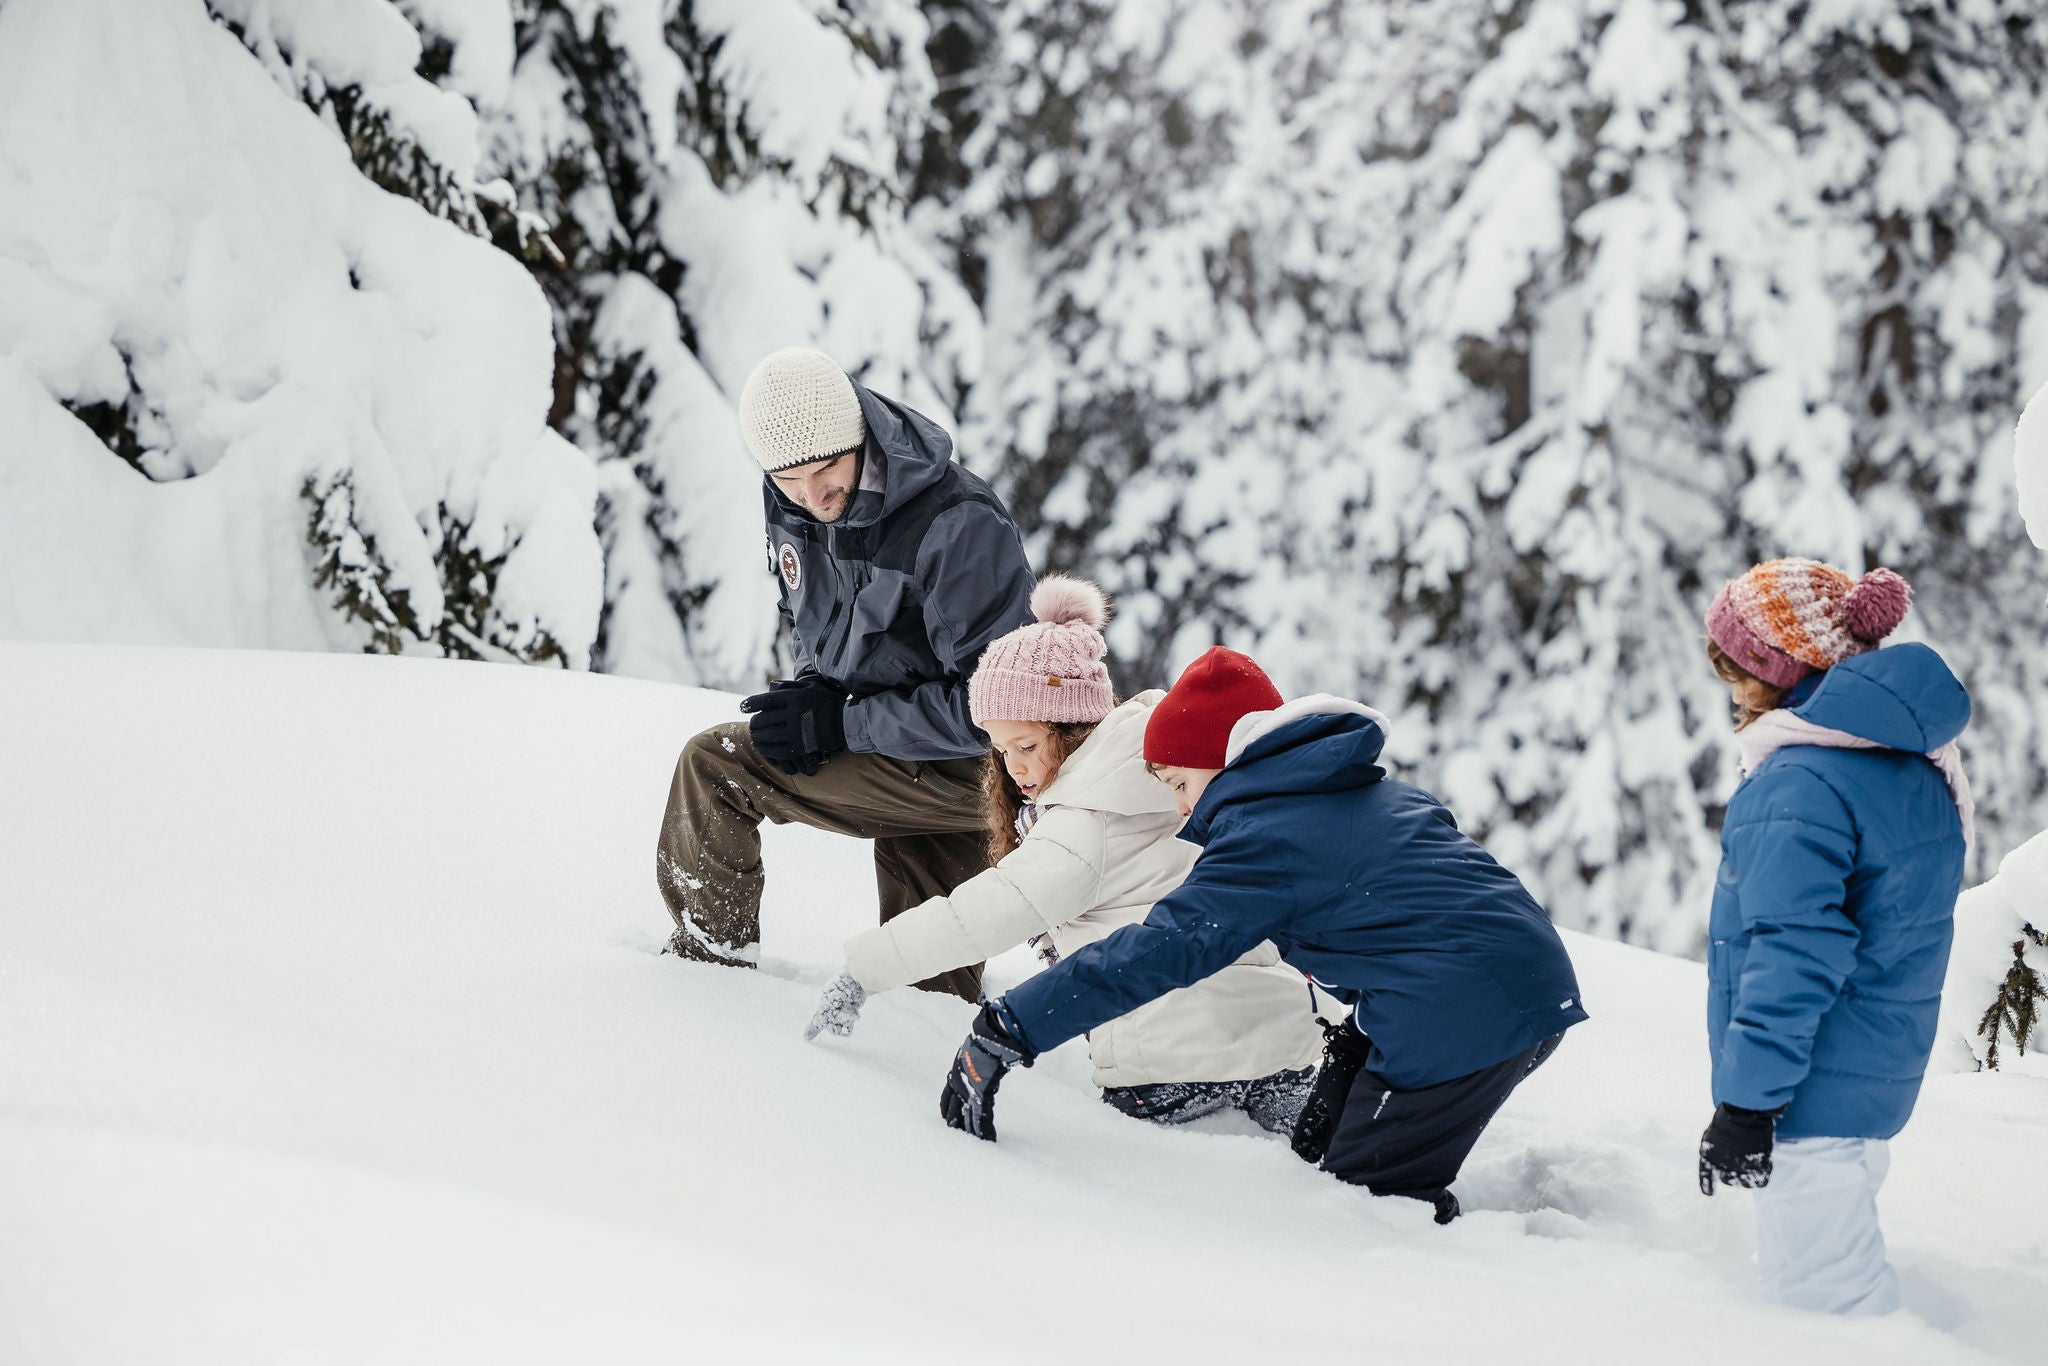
left=656, top=347, right=1034, bottom=1000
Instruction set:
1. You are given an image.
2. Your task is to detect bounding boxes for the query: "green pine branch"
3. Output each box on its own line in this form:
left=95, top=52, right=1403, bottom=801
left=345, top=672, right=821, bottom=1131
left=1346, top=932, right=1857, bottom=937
left=1976, top=923, right=2048, bottom=1070
left=431, top=504, right=570, bottom=668
left=303, top=472, right=420, bottom=655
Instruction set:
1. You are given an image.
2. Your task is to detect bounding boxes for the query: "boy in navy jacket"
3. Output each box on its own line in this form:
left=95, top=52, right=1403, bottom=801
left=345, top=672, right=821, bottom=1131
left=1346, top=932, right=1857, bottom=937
left=938, top=648, right=1586, bottom=1222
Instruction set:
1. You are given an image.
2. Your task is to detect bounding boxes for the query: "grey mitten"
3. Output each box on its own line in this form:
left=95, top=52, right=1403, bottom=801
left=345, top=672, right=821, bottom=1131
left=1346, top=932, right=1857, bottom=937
left=804, top=970, right=868, bottom=1041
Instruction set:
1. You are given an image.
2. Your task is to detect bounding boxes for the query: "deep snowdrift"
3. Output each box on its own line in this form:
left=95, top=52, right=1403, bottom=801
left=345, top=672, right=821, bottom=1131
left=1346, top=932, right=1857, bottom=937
left=1, top=642, right=2042, bottom=1364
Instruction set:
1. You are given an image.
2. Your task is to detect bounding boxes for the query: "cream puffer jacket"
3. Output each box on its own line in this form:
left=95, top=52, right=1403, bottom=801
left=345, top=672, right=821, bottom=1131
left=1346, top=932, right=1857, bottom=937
left=842, top=691, right=1323, bottom=1088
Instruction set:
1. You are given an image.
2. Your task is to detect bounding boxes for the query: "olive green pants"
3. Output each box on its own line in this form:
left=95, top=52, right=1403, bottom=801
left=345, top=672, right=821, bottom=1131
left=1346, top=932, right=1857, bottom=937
left=655, top=721, right=989, bottom=1000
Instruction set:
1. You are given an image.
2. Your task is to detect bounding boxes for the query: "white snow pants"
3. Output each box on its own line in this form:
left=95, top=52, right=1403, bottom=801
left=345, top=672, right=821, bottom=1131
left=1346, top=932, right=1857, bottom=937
left=1752, top=1136, right=1898, bottom=1315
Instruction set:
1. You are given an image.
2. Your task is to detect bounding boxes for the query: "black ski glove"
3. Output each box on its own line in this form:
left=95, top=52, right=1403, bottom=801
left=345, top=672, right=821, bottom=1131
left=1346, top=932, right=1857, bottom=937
left=1290, top=1015, right=1375, bottom=1165
left=940, top=1002, right=1036, bottom=1141
left=740, top=679, right=848, bottom=776
left=1698, top=1102, right=1783, bottom=1194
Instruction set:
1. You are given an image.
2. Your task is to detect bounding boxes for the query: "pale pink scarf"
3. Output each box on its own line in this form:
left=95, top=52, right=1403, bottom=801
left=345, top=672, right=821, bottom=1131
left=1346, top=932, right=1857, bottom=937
left=1736, top=711, right=1976, bottom=853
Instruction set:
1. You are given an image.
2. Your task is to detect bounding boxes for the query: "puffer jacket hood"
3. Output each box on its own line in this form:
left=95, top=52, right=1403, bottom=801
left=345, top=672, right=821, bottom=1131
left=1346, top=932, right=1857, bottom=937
left=765, top=381, right=951, bottom=529
left=1183, top=700, right=1390, bottom=844
left=1787, top=642, right=1970, bottom=753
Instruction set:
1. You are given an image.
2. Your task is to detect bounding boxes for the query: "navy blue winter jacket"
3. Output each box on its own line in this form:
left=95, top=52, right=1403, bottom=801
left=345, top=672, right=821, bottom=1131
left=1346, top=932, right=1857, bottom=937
left=997, top=707, right=1588, bottom=1089
left=1708, top=643, right=1969, bottom=1140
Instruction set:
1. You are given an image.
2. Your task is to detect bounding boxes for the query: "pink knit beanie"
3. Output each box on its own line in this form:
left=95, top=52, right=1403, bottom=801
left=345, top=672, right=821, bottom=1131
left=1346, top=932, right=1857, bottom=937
left=969, top=576, right=1115, bottom=727
left=1705, top=558, right=1913, bottom=689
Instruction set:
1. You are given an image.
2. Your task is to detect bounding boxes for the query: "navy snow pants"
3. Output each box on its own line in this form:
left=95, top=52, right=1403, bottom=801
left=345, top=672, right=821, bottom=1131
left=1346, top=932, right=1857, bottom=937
left=1321, top=1033, right=1564, bottom=1222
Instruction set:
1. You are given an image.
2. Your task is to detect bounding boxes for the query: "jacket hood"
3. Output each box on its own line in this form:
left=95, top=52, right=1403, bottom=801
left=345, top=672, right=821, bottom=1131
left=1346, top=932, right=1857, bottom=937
left=1790, top=643, right=1969, bottom=753
left=1183, top=697, right=1390, bottom=843
left=765, top=380, right=953, bottom=528
left=1224, top=694, right=1391, bottom=765
left=1037, top=691, right=1177, bottom=818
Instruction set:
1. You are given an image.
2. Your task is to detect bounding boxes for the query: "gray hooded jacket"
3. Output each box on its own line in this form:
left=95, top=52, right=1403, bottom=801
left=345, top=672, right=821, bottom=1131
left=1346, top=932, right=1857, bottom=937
left=763, top=381, right=1034, bottom=760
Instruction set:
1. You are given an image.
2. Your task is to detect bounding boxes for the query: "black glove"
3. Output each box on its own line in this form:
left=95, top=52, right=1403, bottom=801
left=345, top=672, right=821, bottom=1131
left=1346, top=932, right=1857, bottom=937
left=940, top=1002, right=1035, bottom=1141
left=1290, top=1015, right=1375, bottom=1165
left=740, top=679, right=848, bottom=776
left=1698, top=1103, right=1782, bottom=1194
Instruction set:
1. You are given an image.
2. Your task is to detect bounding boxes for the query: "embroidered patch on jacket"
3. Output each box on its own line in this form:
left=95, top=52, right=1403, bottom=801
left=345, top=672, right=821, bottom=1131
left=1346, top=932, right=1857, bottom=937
left=777, top=541, right=803, bottom=593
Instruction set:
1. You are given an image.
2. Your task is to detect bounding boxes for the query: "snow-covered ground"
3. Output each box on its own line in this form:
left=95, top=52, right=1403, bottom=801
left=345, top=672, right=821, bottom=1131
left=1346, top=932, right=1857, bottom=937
left=1, top=641, right=2042, bottom=1364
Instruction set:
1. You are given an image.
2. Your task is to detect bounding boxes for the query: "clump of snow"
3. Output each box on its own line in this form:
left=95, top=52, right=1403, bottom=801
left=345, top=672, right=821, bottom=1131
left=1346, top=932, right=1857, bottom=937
left=1939, top=829, right=2048, bottom=1075
left=586, top=273, right=777, bottom=683
left=398, top=0, right=515, bottom=106
left=0, top=0, right=598, bottom=660
left=213, top=0, right=484, bottom=182
left=694, top=0, right=893, bottom=186
left=1, top=639, right=2044, bottom=1362
left=2016, top=379, right=2048, bottom=550
left=594, top=0, right=689, bottom=164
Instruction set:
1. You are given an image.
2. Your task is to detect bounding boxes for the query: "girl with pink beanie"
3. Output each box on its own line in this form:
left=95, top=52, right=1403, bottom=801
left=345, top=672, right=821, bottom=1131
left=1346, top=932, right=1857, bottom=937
left=805, top=575, right=1323, bottom=1131
left=1697, top=558, right=1972, bottom=1314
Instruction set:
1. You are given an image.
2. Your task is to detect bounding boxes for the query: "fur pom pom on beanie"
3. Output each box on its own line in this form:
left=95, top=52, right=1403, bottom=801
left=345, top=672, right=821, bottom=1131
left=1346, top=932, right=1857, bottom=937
left=738, top=347, right=867, bottom=472
left=969, top=576, right=1116, bottom=727
left=1705, top=558, right=1913, bottom=689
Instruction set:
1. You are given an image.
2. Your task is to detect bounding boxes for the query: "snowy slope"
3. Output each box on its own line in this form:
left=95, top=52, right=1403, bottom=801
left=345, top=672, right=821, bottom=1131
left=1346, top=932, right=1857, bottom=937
left=1, top=642, right=2042, bottom=1364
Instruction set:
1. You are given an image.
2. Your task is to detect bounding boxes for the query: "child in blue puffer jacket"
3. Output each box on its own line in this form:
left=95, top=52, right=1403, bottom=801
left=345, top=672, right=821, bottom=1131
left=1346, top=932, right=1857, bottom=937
left=935, top=647, right=1587, bottom=1224
left=1698, top=558, right=1972, bottom=1314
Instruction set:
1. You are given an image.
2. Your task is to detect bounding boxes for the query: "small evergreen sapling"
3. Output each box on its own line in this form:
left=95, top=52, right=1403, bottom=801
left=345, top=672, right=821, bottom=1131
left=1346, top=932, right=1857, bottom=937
left=1976, top=924, right=2048, bottom=1070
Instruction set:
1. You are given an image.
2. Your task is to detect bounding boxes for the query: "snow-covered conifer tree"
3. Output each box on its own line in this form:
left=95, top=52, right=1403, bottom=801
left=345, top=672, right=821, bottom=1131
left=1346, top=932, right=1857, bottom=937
left=404, top=0, right=983, bottom=687
left=0, top=0, right=601, bottom=665
left=8, top=0, right=2048, bottom=961
left=930, top=0, right=2048, bottom=948
left=207, top=0, right=605, bottom=665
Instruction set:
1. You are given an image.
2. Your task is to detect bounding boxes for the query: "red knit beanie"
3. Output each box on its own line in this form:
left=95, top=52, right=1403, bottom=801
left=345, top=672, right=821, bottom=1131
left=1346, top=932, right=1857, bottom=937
left=1144, top=647, right=1283, bottom=770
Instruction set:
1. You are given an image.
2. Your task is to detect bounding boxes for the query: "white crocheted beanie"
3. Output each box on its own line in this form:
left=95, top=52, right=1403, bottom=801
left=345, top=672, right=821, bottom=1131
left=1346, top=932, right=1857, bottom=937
left=737, top=347, right=868, bottom=472
left=969, top=576, right=1116, bottom=727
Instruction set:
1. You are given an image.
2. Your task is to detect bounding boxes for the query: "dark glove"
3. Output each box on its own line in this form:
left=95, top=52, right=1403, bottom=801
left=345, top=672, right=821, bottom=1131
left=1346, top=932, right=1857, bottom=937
left=1698, top=1102, right=1782, bottom=1194
left=1290, top=1015, right=1375, bottom=1165
left=940, top=1002, right=1035, bottom=1141
left=740, top=679, right=848, bottom=776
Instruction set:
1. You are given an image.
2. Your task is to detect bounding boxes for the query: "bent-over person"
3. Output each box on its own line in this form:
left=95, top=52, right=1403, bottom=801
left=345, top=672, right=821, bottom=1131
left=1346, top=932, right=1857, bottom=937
left=656, top=347, right=1033, bottom=999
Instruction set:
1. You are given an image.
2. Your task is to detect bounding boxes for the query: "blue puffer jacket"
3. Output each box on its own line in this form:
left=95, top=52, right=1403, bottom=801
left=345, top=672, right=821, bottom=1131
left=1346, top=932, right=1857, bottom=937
left=1708, top=643, right=1970, bottom=1140
left=998, top=704, right=1587, bottom=1089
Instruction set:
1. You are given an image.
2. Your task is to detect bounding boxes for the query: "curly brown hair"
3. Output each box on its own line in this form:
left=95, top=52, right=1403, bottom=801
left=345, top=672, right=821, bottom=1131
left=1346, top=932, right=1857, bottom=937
left=1706, top=637, right=1791, bottom=730
left=981, top=720, right=1104, bottom=863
